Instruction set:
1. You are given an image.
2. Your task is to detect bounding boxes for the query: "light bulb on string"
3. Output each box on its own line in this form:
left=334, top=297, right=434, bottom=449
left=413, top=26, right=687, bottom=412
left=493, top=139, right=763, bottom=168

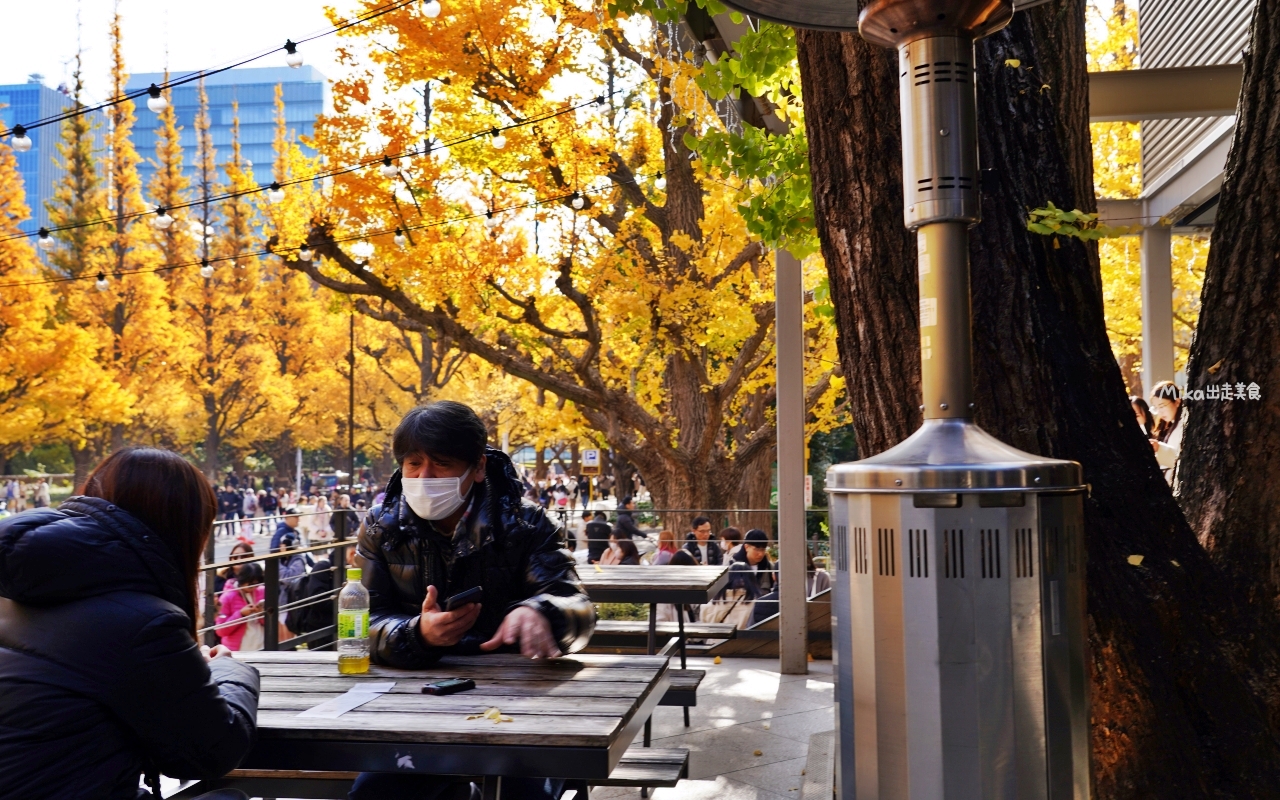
left=153, top=207, right=174, bottom=229
left=484, top=209, right=499, bottom=229
left=200, top=260, right=214, bottom=279
left=570, top=192, right=584, bottom=210
left=146, top=84, right=168, bottom=113
left=422, top=0, right=442, bottom=18
left=490, top=129, right=506, bottom=149
left=10, top=125, right=31, bottom=153
left=394, top=229, right=407, bottom=248
left=298, top=246, right=314, bottom=262
left=95, top=273, right=109, bottom=292
left=361, top=261, right=372, bottom=272
left=379, top=156, right=398, bottom=179
left=284, top=40, right=303, bottom=68
left=351, top=240, right=375, bottom=260
left=267, top=182, right=285, bottom=203
left=37, top=227, right=54, bottom=251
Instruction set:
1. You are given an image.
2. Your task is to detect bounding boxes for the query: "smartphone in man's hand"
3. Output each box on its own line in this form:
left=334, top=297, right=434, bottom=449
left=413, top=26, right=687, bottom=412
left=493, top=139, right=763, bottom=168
left=444, top=586, right=483, bottom=612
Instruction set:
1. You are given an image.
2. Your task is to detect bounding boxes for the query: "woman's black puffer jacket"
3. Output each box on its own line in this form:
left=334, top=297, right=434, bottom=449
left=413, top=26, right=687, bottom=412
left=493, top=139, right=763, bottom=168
left=358, top=448, right=596, bottom=668
left=0, top=497, right=259, bottom=800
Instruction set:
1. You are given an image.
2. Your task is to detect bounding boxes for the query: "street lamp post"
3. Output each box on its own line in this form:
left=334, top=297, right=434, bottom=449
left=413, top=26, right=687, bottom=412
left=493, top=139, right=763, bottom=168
left=723, top=0, right=1091, bottom=797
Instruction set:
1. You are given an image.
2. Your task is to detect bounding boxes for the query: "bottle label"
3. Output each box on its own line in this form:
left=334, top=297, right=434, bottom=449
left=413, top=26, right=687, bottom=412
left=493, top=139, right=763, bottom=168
left=338, top=609, right=368, bottom=640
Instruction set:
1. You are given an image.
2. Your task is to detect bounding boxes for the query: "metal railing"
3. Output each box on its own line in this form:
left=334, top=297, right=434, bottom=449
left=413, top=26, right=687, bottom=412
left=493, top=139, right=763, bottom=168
left=199, top=508, right=363, bottom=650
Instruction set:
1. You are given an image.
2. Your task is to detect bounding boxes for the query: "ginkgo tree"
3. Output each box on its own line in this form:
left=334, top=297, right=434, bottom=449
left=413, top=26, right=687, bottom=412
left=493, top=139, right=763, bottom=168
left=281, top=0, right=847, bottom=510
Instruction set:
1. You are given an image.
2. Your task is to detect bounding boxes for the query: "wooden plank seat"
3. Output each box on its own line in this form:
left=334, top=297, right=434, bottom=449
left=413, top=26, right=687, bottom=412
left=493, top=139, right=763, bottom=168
left=168, top=748, right=688, bottom=798
left=659, top=669, right=705, bottom=707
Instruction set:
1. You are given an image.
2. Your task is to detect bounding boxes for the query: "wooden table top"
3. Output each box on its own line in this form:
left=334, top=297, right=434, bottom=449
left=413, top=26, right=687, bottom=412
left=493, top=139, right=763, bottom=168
left=579, top=564, right=731, bottom=604
left=237, top=650, right=669, bottom=750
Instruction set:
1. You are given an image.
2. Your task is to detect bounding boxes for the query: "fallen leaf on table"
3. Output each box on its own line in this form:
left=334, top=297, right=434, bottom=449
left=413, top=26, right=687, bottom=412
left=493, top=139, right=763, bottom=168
left=594, top=563, right=603, bottom=573
left=467, top=707, right=514, bottom=723
left=1128, top=555, right=1144, bottom=566
left=754, top=750, right=763, bottom=756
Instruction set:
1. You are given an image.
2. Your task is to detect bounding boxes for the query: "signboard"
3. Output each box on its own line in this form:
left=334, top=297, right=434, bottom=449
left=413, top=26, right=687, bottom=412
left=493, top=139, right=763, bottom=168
left=581, top=449, right=601, bottom=475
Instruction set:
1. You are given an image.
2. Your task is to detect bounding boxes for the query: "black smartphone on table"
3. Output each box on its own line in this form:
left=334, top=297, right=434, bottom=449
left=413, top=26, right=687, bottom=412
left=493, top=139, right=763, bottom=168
left=444, top=586, right=483, bottom=611
left=422, top=678, right=476, bottom=695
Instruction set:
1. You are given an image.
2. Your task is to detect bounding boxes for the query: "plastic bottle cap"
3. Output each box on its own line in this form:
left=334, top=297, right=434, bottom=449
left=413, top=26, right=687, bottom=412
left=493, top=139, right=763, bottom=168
left=347, top=568, right=362, bottom=581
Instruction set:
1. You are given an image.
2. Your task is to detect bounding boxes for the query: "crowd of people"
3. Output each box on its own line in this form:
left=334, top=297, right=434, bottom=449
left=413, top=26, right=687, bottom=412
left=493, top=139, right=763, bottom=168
left=1, top=477, right=54, bottom=515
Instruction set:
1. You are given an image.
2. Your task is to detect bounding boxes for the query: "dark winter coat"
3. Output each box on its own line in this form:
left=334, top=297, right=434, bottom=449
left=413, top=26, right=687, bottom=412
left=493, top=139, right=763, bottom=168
left=585, top=520, right=613, bottom=563
left=612, top=510, right=646, bottom=542
left=683, top=535, right=724, bottom=566
left=0, top=497, right=259, bottom=799
left=357, top=448, right=596, bottom=669
left=729, top=547, right=775, bottom=600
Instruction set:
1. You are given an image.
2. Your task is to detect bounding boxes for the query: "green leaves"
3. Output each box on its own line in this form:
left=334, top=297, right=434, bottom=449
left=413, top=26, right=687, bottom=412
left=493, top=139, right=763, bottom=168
left=1027, top=201, right=1137, bottom=242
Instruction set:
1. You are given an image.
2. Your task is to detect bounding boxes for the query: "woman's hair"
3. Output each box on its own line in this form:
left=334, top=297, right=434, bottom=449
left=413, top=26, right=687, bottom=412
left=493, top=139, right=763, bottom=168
left=657, top=529, right=678, bottom=551
left=615, top=538, right=641, bottom=563
left=1130, top=396, right=1154, bottom=438
left=718, top=526, right=742, bottom=545
left=230, top=541, right=255, bottom=559
left=669, top=549, right=697, bottom=566
left=80, top=447, right=216, bottom=635
left=393, top=401, right=488, bottom=466
left=1150, top=381, right=1182, bottom=440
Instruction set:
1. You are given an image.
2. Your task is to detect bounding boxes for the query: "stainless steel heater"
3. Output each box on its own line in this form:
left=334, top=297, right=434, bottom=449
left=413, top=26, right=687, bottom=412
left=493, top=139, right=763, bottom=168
left=720, top=0, right=1092, bottom=797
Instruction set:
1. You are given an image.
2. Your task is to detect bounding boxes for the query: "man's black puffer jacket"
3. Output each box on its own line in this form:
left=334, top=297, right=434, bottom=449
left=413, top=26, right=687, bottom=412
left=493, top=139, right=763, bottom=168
left=0, top=497, right=260, bottom=800
left=358, top=448, right=596, bottom=668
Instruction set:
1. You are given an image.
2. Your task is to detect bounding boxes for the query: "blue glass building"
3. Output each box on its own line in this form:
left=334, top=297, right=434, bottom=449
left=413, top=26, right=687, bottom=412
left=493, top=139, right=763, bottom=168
left=0, top=76, right=106, bottom=234
left=126, top=66, right=327, bottom=202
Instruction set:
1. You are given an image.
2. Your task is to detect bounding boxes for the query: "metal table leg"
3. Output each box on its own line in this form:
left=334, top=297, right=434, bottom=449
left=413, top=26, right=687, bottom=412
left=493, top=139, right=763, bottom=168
left=482, top=775, right=502, bottom=800
left=678, top=605, right=690, bottom=727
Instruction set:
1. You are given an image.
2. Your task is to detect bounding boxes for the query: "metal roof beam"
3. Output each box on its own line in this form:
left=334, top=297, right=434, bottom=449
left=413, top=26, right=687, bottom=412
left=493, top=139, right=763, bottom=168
left=1088, top=64, right=1243, bottom=122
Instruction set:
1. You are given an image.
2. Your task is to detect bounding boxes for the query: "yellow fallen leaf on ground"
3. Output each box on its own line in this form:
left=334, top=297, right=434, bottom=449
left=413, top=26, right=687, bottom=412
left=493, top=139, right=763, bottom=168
left=466, top=707, right=514, bottom=723
left=1128, top=555, right=1144, bottom=566
left=754, top=750, right=763, bottom=756
left=713, top=656, right=721, bottom=664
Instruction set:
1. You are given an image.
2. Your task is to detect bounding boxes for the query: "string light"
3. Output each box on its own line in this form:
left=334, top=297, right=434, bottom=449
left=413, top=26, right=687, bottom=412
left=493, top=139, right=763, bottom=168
left=379, top=156, right=399, bottom=179
left=284, top=40, right=303, bottom=69
left=422, top=0, right=442, bottom=18
left=10, top=126, right=31, bottom=153
left=394, top=229, right=407, bottom=247
left=146, top=84, right=168, bottom=113
left=298, top=246, right=314, bottom=262
left=490, top=129, right=506, bottom=149
left=352, top=240, right=375, bottom=260
left=267, top=182, right=285, bottom=204
left=153, top=207, right=175, bottom=229
left=37, top=227, right=54, bottom=251
left=95, top=273, right=109, bottom=291
left=484, top=209, right=499, bottom=229
left=570, top=192, right=584, bottom=210
left=200, top=260, right=214, bottom=278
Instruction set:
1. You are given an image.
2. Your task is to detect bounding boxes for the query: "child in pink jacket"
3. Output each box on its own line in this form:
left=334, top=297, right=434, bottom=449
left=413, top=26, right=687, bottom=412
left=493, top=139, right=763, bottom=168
left=216, top=562, right=265, bottom=651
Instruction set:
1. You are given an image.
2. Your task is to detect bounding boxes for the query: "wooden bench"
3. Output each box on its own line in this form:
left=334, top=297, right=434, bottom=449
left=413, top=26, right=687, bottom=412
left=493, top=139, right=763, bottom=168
left=167, top=748, right=689, bottom=798
left=659, top=668, right=705, bottom=707
left=589, top=619, right=737, bottom=648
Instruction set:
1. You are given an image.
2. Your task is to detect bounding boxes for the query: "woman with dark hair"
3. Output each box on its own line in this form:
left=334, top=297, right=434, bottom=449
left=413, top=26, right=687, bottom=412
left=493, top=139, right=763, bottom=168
left=614, top=536, right=641, bottom=566
left=1130, top=396, right=1155, bottom=439
left=0, top=447, right=259, bottom=799
left=1150, top=381, right=1184, bottom=480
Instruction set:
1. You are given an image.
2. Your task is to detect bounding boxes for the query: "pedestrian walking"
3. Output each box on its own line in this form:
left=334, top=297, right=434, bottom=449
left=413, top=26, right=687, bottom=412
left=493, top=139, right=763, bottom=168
left=33, top=479, right=50, bottom=508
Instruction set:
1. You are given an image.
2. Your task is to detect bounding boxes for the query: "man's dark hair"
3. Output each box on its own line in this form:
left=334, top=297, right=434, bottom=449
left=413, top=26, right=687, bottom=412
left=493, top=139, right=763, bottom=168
left=392, top=401, right=488, bottom=466
left=621, top=495, right=634, bottom=507
left=593, top=511, right=608, bottom=521
left=691, top=515, right=712, bottom=529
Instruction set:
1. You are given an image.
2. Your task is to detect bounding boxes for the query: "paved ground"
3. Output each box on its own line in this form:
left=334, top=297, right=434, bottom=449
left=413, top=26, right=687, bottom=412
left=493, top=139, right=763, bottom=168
left=592, top=657, right=835, bottom=800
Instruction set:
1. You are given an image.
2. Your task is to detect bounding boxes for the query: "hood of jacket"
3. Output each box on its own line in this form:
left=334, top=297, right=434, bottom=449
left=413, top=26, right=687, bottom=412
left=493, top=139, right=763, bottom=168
left=0, top=496, right=190, bottom=611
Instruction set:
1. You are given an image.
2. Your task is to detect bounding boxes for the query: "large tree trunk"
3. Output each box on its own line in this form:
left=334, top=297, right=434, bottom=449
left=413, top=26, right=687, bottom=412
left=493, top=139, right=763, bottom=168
left=1179, top=2, right=1280, bottom=610
left=797, top=2, right=1280, bottom=795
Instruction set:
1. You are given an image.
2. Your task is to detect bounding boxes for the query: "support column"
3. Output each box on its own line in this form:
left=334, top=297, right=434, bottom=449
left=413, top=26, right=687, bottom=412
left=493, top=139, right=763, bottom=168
left=1140, top=225, right=1175, bottom=395
left=776, top=249, right=808, bottom=675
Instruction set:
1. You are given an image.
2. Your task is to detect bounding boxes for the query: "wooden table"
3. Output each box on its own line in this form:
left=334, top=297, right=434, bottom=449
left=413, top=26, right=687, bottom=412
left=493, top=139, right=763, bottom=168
left=235, top=650, right=670, bottom=799
left=580, top=564, right=731, bottom=657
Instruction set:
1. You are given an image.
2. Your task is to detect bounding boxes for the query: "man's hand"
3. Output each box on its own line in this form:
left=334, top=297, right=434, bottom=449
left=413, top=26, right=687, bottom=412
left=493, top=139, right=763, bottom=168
left=480, top=606, right=561, bottom=660
left=418, top=585, right=482, bottom=647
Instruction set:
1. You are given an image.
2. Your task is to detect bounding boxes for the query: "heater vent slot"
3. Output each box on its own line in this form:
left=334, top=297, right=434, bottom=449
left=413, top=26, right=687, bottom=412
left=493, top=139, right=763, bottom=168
left=908, top=529, right=929, bottom=578
left=1044, top=526, right=1061, bottom=576
left=834, top=525, right=848, bottom=573
left=1015, top=528, right=1035, bottom=578
left=943, top=529, right=965, bottom=578
left=855, top=527, right=869, bottom=574
left=877, top=528, right=896, bottom=577
left=980, top=529, right=1002, bottom=579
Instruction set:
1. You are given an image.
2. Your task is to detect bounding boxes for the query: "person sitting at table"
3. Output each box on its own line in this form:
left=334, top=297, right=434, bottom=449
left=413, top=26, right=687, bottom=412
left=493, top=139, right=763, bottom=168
left=599, top=533, right=641, bottom=566
left=352, top=402, right=595, bottom=800
left=729, top=529, right=775, bottom=600
left=0, top=447, right=259, bottom=800
left=718, top=526, right=744, bottom=560
left=683, top=515, right=723, bottom=565
left=585, top=510, right=613, bottom=563
left=651, top=529, right=680, bottom=565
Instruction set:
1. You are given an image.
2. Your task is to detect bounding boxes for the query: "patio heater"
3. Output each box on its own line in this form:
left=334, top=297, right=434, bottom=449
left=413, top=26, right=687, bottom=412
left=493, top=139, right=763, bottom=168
left=721, top=0, right=1090, bottom=797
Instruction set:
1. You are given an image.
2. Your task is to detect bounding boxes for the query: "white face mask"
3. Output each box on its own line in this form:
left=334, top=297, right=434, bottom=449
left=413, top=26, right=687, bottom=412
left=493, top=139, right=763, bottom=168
left=401, top=468, right=472, bottom=521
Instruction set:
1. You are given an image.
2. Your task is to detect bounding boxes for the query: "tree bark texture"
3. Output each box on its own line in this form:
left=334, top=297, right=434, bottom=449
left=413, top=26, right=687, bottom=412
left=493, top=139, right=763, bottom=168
left=797, top=1, right=1280, bottom=794
left=1180, top=2, right=1280, bottom=611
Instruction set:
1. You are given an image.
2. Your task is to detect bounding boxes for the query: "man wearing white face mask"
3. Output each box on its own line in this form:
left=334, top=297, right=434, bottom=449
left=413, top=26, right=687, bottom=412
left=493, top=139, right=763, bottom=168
left=350, top=402, right=596, bottom=800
